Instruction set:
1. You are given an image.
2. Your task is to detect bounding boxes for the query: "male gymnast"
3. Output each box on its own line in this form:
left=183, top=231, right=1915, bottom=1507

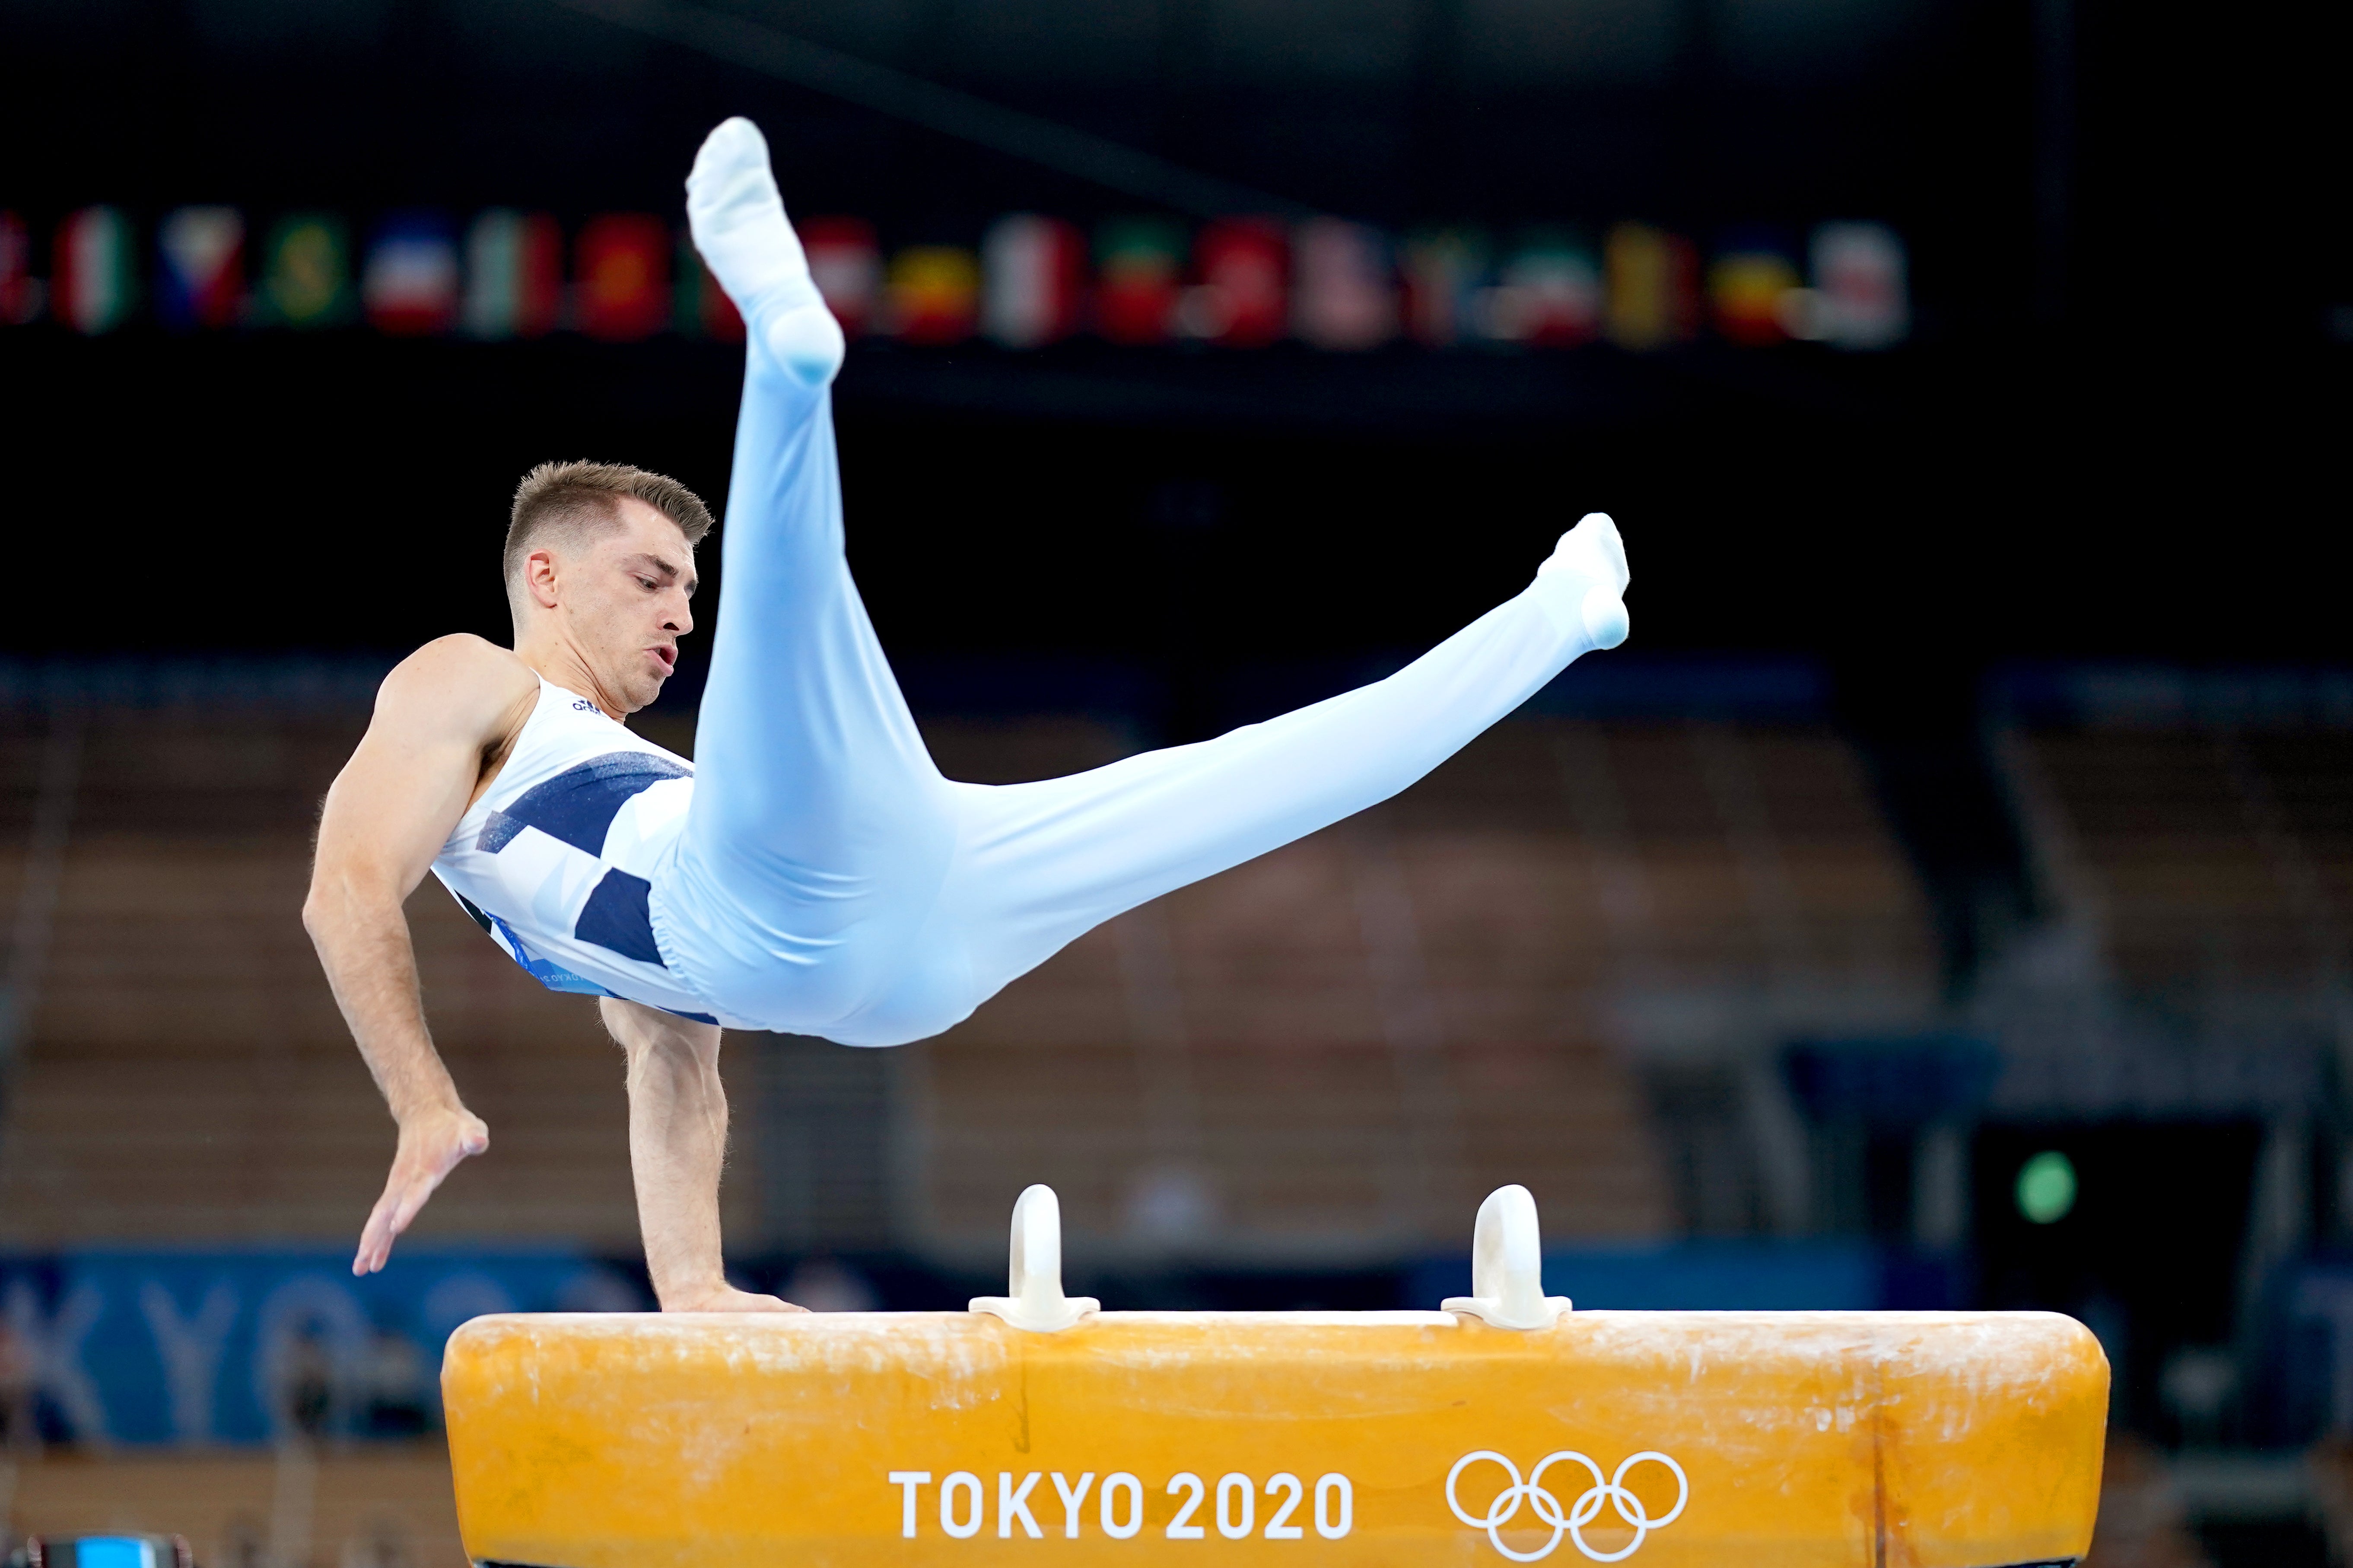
left=302, top=118, right=1632, bottom=1311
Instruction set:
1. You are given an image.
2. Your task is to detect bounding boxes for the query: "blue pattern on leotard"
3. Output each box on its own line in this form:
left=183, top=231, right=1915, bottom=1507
left=478, top=751, right=691, bottom=856
left=573, top=867, right=662, bottom=964
left=471, top=750, right=692, bottom=970
left=489, top=913, right=614, bottom=997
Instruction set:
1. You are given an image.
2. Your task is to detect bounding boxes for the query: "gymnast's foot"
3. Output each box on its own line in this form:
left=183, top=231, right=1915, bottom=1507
left=686, top=117, right=843, bottom=383
left=1537, top=512, right=1631, bottom=650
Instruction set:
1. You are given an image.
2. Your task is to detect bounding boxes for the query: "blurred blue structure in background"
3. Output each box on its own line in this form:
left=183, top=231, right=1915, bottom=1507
left=0, top=1250, right=644, bottom=1447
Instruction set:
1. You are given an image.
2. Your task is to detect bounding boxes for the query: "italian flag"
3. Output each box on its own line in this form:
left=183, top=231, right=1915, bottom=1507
left=54, top=206, right=136, bottom=334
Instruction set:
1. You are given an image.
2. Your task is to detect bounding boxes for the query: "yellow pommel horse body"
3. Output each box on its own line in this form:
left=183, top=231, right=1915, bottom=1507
left=444, top=1187, right=2108, bottom=1568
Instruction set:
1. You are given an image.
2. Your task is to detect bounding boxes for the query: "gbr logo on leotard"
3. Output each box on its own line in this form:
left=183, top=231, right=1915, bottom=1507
left=886, top=1470, right=1354, bottom=1542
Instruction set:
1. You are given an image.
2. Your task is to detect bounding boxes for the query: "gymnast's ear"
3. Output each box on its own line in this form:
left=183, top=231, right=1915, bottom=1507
left=514, top=544, right=566, bottom=615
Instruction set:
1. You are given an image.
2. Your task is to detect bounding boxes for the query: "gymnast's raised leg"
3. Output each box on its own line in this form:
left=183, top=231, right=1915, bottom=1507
left=866, top=518, right=1629, bottom=1043
left=655, top=118, right=1629, bottom=1049
left=649, top=119, right=960, bottom=1034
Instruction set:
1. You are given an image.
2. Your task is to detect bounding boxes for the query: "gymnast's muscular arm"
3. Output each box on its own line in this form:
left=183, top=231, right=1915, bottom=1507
left=305, top=635, right=539, bottom=1275
left=598, top=999, right=804, bottom=1313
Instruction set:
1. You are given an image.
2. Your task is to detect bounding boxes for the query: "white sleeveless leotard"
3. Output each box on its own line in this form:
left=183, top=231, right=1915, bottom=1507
left=430, top=677, right=735, bottom=1026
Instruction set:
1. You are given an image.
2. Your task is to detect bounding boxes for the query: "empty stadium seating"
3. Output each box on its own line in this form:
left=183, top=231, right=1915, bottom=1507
left=0, top=671, right=1945, bottom=1264
left=1974, top=671, right=2348, bottom=1132
left=2011, top=728, right=2352, bottom=1000
left=1999, top=701, right=2353, bottom=1030
left=905, top=712, right=1940, bottom=1260
left=2, top=1444, right=463, bottom=1568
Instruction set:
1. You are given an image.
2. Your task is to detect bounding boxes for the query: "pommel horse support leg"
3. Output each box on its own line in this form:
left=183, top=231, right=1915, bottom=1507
left=444, top=1185, right=2107, bottom=1568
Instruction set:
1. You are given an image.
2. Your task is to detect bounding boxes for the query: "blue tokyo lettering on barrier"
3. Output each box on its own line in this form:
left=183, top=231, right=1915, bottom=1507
left=2, top=1276, right=111, bottom=1442
left=887, top=1471, right=1354, bottom=1542
left=0, top=1251, right=646, bottom=1445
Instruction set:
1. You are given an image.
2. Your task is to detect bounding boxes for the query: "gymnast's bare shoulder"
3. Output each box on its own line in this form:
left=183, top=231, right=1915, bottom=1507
left=310, top=636, right=538, bottom=929
left=371, top=634, right=542, bottom=806
left=390, top=631, right=541, bottom=725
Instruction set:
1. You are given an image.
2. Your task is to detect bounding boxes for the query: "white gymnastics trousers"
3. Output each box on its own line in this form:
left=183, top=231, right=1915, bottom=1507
left=645, top=296, right=1625, bottom=1047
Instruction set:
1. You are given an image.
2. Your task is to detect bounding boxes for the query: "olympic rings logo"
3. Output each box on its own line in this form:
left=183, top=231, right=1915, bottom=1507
left=1444, top=1450, right=1688, bottom=1563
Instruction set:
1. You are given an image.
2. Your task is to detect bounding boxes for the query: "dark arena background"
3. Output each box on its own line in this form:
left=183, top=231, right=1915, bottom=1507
left=1, top=0, right=2348, bottom=1564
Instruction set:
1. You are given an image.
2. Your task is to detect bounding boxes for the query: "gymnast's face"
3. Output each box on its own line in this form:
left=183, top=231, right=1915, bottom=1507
left=536, top=498, right=700, bottom=714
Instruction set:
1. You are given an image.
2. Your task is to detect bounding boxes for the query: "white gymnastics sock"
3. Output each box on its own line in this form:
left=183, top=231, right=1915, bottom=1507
left=686, top=117, right=842, bottom=384
left=1536, top=511, right=1632, bottom=649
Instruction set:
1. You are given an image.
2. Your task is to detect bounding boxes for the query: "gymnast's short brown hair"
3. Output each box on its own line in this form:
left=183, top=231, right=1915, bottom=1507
left=504, top=460, right=715, bottom=588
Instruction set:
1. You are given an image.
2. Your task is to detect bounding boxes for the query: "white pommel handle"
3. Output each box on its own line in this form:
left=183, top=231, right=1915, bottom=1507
left=969, top=1183, right=1100, bottom=1332
left=1442, top=1184, right=1571, bottom=1329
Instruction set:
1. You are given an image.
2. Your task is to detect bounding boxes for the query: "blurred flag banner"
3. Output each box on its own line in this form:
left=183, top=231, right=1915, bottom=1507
left=462, top=209, right=563, bottom=340
left=888, top=245, right=980, bottom=344
left=675, top=229, right=744, bottom=341
left=1094, top=218, right=1184, bottom=345
left=2, top=211, right=42, bottom=325
left=19, top=197, right=1914, bottom=356
left=1604, top=222, right=1698, bottom=350
left=1292, top=217, right=1397, bottom=350
left=156, top=206, right=245, bottom=331
left=259, top=213, right=353, bottom=328
left=363, top=211, right=459, bottom=335
left=54, top=206, right=136, bottom=334
left=1708, top=229, right=1803, bottom=346
left=1189, top=217, right=1287, bottom=347
left=1487, top=228, right=1600, bottom=346
left=576, top=213, right=669, bottom=341
left=1401, top=227, right=1488, bottom=348
left=1811, top=222, right=1909, bottom=349
left=982, top=214, right=1086, bottom=349
left=802, top=216, right=880, bottom=337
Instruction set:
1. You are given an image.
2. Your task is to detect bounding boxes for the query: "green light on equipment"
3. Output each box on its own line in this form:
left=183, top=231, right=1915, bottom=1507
left=2016, top=1150, right=2076, bottom=1224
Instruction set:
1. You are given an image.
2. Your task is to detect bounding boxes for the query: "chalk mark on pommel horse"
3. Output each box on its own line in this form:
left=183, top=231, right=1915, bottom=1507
left=443, top=1184, right=2108, bottom=1568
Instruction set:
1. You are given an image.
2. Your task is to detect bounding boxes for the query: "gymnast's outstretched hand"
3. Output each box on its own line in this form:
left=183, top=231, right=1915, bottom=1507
left=356, top=1102, right=490, bottom=1275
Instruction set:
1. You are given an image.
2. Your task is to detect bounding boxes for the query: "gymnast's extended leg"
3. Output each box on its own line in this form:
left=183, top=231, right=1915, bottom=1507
left=651, top=119, right=954, bottom=1030
left=903, top=519, right=1632, bottom=1032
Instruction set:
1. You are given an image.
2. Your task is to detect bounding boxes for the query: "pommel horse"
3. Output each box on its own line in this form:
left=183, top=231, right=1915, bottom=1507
left=443, top=1185, right=2107, bottom=1568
